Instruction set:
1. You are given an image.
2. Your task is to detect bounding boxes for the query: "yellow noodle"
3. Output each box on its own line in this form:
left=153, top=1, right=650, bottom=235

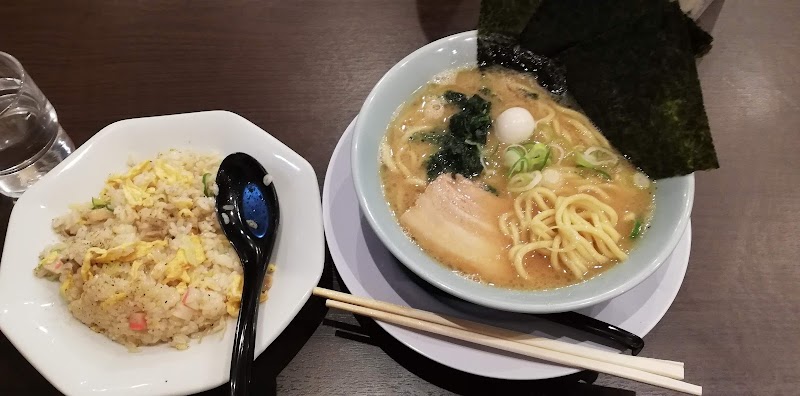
left=508, top=221, right=522, bottom=246
left=380, top=140, right=398, bottom=172
left=578, top=185, right=611, bottom=200
left=512, top=241, right=553, bottom=279
left=600, top=221, right=622, bottom=242
left=552, top=118, right=574, bottom=144
left=537, top=101, right=556, bottom=124
left=550, top=236, right=562, bottom=270
left=565, top=118, right=600, bottom=147
left=395, top=147, right=426, bottom=186
left=498, top=212, right=514, bottom=236
left=563, top=250, right=586, bottom=278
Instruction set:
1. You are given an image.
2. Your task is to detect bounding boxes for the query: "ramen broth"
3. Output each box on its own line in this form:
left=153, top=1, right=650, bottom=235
left=380, top=67, right=654, bottom=290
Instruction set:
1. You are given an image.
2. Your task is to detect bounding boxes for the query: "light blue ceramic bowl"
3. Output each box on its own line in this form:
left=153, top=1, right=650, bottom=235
left=352, top=31, right=693, bottom=313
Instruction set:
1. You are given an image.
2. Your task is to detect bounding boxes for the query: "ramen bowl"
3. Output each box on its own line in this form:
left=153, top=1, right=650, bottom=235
left=351, top=31, right=693, bottom=313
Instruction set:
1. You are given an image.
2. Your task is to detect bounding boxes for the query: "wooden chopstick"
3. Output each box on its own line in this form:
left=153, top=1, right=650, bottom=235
left=314, top=288, right=702, bottom=395
left=325, top=299, right=701, bottom=395
left=313, top=287, right=684, bottom=379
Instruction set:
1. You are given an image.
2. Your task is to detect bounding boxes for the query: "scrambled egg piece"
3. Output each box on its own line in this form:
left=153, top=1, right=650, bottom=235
left=171, top=197, right=194, bottom=210
left=154, top=159, right=194, bottom=184
left=38, top=251, right=60, bottom=267
left=122, top=180, right=151, bottom=206
left=80, top=241, right=166, bottom=281
left=101, top=157, right=198, bottom=207
left=163, top=250, right=191, bottom=284
left=162, top=235, right=206, bottom=285
left=226, top=274, right=244, bottom=316
left=101, top=292, right=127, bottom=308
left=59, top=276, right=72, bottom=298
left=129, top=260, right=143, bottom=280
left=183, top=235, right=206, bottom=266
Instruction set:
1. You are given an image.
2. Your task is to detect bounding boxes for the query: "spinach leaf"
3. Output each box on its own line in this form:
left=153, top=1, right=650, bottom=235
left=443, top=90, right=468, bottom=105
left=426, top=92, right=493, bottom=180
left=410, top=131, right=446, bottom=144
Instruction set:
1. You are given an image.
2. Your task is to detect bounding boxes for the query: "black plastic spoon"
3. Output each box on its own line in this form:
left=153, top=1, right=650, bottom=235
left=215, top=153, right=280, bottom=396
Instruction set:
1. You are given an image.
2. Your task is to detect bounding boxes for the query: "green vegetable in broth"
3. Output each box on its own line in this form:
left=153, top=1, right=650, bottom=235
left=442, top=91, right=467, bottom=104
left=630, top=219, right=643, bottom=239
left=443, top=91, right=492, bottom=145
left=504, top=143, right=550, bottom=177
left=426, top=92, right=492, bottom=180
left=525, top=143, right=549, bottom=171
left=410, top=131, right=446, bottom=144
left=575, top=153, right=612, bottom=180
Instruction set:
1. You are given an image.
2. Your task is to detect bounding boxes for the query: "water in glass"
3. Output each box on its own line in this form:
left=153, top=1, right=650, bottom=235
left=0, top=55, right=74, bottom=199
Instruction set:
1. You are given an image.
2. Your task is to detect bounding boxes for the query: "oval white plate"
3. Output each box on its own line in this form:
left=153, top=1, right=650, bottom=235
left=0, top=111, right=325, bottom=396
left=324, top=118, right=691, bottom=380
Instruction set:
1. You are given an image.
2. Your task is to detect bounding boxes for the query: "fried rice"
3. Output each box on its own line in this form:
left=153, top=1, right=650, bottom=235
left=34, top=150, right=273, bottom=350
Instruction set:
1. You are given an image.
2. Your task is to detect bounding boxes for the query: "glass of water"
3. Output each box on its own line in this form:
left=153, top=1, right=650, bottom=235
left=0, top=52, right=74, bottom=199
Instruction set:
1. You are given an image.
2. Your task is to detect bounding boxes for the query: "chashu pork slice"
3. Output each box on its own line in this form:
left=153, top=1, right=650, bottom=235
left=399, top=174, right=514, bottom=280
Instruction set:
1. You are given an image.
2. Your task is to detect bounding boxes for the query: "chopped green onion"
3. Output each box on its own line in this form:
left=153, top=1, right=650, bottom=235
left=508, top=157, right=529, bottom=177
left=503, top=143, right=551, bottom=178
left=526, top=143, right=549, bottom=171
left=630, top=219, right=643, bottom=239
left=91, top=197, right=109, bottom=209
left=202, top=173, right=212, bottom=197
left=576, top=153, right=612, bottom=180
left=503, top=145, right=527, bottom=168
left=582, top=146, right=619, bottom=167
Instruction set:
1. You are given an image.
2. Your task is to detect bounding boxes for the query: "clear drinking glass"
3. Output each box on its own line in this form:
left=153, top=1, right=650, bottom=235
left=0, top=52, right=74, bottom=199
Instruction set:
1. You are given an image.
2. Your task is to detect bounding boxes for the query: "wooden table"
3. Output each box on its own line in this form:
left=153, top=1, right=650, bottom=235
left=1, top=1, right=798, bottom=395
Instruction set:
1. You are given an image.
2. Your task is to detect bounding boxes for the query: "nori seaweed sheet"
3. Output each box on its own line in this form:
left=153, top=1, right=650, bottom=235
left=519, top=0, right=660, bottom=56
left=477, top=33, right=567, bottom=96
left=556, top=1, right=718, bottom=178
left=518, top=0, right=713, bottom=57
left=477, top=0, right=718, bottom=178
left=684, top=12, right=714, bottom=56
left=478, top=0, right=543, bottom=36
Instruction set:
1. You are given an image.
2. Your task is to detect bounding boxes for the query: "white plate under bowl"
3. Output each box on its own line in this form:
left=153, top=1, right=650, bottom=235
left=0, top=111, right=325, bottom=396
left=324, top=118, right=691, bottom=380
